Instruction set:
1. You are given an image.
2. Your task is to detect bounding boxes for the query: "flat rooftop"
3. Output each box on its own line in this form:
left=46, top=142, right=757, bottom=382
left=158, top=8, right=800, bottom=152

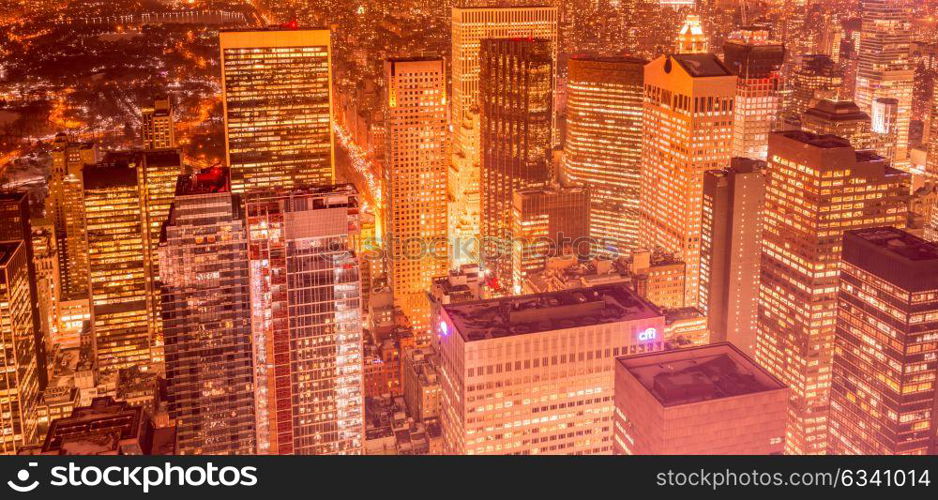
left=843, top=227, right=938, bottom=291
left=671, top=53, right=733, bottom=77
left=443, top=284, right=661, bottom=342
left=617, top=342, right=786, bottom=407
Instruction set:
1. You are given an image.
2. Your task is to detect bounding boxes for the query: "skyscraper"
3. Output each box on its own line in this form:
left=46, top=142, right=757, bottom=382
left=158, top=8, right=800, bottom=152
left=383, top=58, right=449, bottom=344
left=0, top=191, right=46, bottom=387
left=83, top=158, right=152, bottom=372
left=723, top=31, right=785, bottom=161
left=480, top=38, right=554, bottom=294
left=511, top=183, right=590, bottom=294
left=137, top=149, right=184, bottom=361
left=784, top=55, right=844, bottom=124
left=220, top=27, right=335, bottom=193
left=450, top=6, right=558, bottom=265
left=563, top=56, right=645, bottom=255
left=438, top=284, right=665, bottom=455
left=675, top=13, right=708, bottom=54
left=829, top=228, right=938, bottom=455
left=49, top=134, right=96, bottom=300
left=640, top=54, right=736, bottom=308
left=854, top=0, right=914, bottom=170
left=699, top=159, right=766, bottom=356
left=141, top=96, right=176, bottom=150
left=0, top=241, right=40, bottom=454
left=800, top=100, right=873, bottom=150
left=613, top=342, right=788, bottom=455
left=756, top=131, right=911, bottom=455
left=245, top=185, right=364, bottom=455
left=160, top=166, right=256, bottom=455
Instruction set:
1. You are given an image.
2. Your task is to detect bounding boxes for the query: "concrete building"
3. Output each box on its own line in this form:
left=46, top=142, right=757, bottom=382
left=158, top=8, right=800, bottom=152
left=439, top=284, right=665, bottom=455
left=613, top=342, right=787, bottom=455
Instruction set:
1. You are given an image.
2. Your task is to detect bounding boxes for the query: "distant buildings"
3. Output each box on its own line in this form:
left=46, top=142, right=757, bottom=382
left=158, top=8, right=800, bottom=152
left=800, top=100, right=873, bottom=150
left=563, top=56, right=645, bottom=255
left=855, top=0, right=914, bottom=169
left=676, top=13, right=708, bottom=54
left=439, top=284, right=665, bottom=454
left=159, top=167, right=256, bottom=455
left=699, top=159, right=766, bottom=356
left=756, top=131, right=910, bottom=455
left=613, top=342, right=787, bottom=455
left=220, top=28, right=335, bottom=193
left=723, top=30, right=784, bottom=160
left=49, top=134, right=96, bottom=301
left=479, top=38, right=554, bottom=294
left=141, top=97, right=176, bottom=150
left=0, top=241, right=40, bottom=454
left=640, top=53, right=736, bottom=308
left=784, top=55, right=844, bottom=124
left=245, top=185, right=364, bottom=455
left=829, top=228, right=938, bottom=455
left=383, top=58, right=450, bottom=344
left=450, top=6, right=559, bottom=264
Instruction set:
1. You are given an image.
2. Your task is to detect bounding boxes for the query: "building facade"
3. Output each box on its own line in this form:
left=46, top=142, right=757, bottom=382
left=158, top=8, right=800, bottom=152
left=699, top=159, right=766, bottom=356
left=450, top=6, right=558, bottom=265
left=220, top=28, right=335, bottom=193
left=383, top=58, right=449, bottom=344
left=613, top=342, right=787, bottom=455
left=439, top=284, right=666, bottom=455
left=756, top=131, right=911, bottom=455
left=159, top=167, right=256, bottom=455
left=640, top=54, right=736, bottom=308
left=563, top=56, right=645, bottom=256
left=829, top=228, right=938, bottom=455
left=245, top=185, right=364, bottom=455
left=480, top=38, right=554, bottom=294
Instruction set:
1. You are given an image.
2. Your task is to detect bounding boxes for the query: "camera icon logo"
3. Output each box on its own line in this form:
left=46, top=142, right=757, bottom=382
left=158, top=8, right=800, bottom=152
left=7, top=462, right=39, bottom=493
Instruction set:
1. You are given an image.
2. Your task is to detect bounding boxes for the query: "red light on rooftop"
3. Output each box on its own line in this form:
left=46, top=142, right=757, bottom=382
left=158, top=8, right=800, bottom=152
left=281, top=19, right=299, bottom=30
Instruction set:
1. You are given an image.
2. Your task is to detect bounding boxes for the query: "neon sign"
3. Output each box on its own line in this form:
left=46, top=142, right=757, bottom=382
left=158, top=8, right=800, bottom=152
left=638, top=327, right=657, bottom=342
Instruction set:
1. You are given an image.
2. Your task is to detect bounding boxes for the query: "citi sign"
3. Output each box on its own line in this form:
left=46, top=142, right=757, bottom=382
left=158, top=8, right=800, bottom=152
left=638, top=327, right=658, bottom=342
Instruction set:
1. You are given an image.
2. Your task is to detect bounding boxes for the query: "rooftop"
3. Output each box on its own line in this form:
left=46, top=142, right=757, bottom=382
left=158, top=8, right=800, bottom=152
left=669, top=53, right=733, bottom=78
left=618, top=342, right=786, bottom=407
left=843, top=228, right=938, bottom=291
left=443, top=284, right=661, bottom=342
left=0, top=241, right=22, bottom=268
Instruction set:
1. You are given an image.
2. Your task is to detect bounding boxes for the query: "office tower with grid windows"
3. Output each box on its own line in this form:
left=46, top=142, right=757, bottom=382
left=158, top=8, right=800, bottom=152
left=480, top=38, right=554, bottom=294
left=220, top=28, right=335, bottom=193
left=383, top=58, right=449, bottom=344
left=0, top=192, right=46, bottom=387
left=563, top=56, right=644, bottom=256
left=756, top=131, right=911, bottom=455
left=854, top=0, right=914, bottom=170
left=0, top=241, right=41, bottom=454
left=159, top=166, right=256, bottom=455
left=828, top=228, right=938, bottom=455
left=723, top=30, right=784, bottom=161
left=438, top=284, right=665, bottom=455
left=699, top=159, right=766, bottom=356
left=639, top=54, right=736, bottom=308
left=511, top=183, right=590, bottom=294
left=141, top=96, right=176, bottom=150
left=245, top=185, right=364, bottom=455
left=82, top=159, right=152, bottom=372
left=450, top=6, right=558, bottom=265
left=49, top=133, right=96, bottom=301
